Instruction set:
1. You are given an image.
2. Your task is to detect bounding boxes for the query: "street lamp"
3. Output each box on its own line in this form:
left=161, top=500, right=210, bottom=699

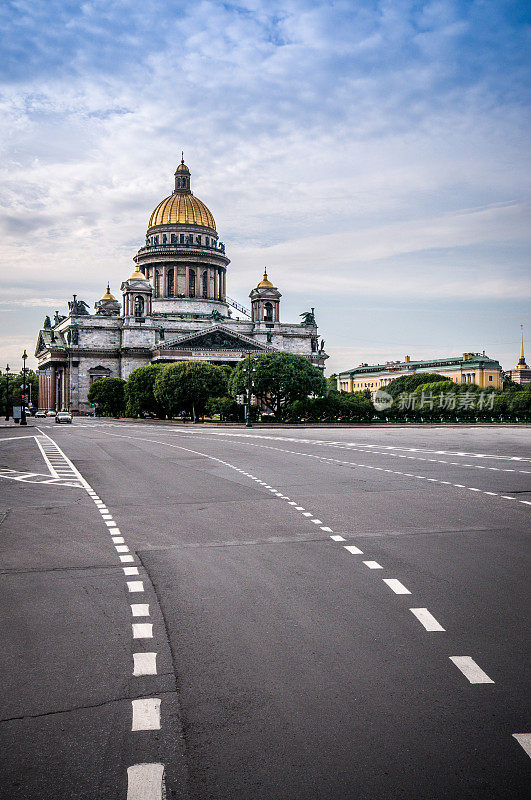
left=4, top=364, right=10, bottom=421
left=246, top=351, right=253, bottom=428
left=20, top=349, right=27, bottom=426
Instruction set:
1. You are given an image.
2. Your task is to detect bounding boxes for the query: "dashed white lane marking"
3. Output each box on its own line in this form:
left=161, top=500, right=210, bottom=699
left=133, top=653, right=158, bottom=676
left=344, top=544, right=363, bottom=555
left=311, top=518, right=323, bottom=524
left=410, top=608, right=446, bottom=631
left=124, top=567, right=139, bottom=576
left=512, top=734, right=531, bottom=758
left=120, top=554, right=135, bottom=563
left=132, top=623, right=153, bottom=639
left=302, top=511, right=313, bottom=517
left=112, top=536, right=125, bottom=544
left=330, top=535, right=345, bottom=541
left=116, top=545, right=130, bottom=553
left=383, top=578, right=411, bottom=595
left=131, top=698, right=161, bottom=730
left=127, top=581, right=144, bottom=593
left=449, top=656, right=494, bottom=684
left=127, top=763, right=165, bottom=800
left=321, top=526, right=333, bottom=532
left=363, top=560, right=383, bottom=569
left=131, top=604, right=150, bottom=617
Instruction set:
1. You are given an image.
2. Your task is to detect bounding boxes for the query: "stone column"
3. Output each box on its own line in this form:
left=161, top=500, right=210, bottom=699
left=50, top=366, right=56, bottom=410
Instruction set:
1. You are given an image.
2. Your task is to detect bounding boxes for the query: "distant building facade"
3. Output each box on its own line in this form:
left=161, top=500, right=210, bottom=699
left=338, top=353, right=503, bottom=395
left=35, top=157, right=327, bottom=412
left=505, top=327, right=531, bottom=385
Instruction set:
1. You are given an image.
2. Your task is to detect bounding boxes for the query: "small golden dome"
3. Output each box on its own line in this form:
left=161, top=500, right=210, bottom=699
left=257, top=270, right=274, bottom=288
left=148, top=193, right=216, bottom=229
left=100, top=283, right=115, bottom=301
left=129, top=264, right=145, bottom=279
left=175, top=152, right=190, bottom=173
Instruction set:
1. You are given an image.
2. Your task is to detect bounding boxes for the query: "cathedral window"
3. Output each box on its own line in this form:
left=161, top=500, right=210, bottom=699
left=134, top=295, right=144, bottom=318
left=196, top=235, right=201, bottom=245
left=202, top=271, right=208, bottom=298
left=162, top=234, right=167, bottom=244
left=189, top=269, right=196, bottom=297
left=264, top=302, right=273, bottom=322
left=155, top=270, right=160, bottom=297
left=167, top=269, right=174, bottom=296
left=180, top=234, right=185, bottom=244
left=171, top=234, right=176, bottom=244
left=154, top=235, right=159, bottom=245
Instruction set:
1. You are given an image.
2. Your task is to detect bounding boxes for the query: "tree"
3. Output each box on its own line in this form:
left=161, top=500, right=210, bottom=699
left=154, top=361, right=226, bottom=420
left=385, top=372, right=450, bottom=398
left=326, top=373, right=338, bottom=392
left=87, top=377, right=126, bottom=417
left=125, top=364, right=165, bottom=417
left=229, top=352, right=326, bottom=419
left=0, top=369, right=39, bottom=410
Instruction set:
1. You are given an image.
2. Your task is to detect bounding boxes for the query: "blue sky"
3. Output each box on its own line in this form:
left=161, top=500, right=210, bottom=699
left=0, top=0, right=529, bottom=373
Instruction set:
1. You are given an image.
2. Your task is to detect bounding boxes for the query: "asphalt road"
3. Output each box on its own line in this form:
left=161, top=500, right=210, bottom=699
left=0, top=419, right=529, bottom=799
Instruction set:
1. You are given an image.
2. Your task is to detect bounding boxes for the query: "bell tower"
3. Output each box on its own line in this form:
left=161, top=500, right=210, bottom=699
left=121, top=265, right=153, bottom=321
left=249, top=270, right=281, bottom=323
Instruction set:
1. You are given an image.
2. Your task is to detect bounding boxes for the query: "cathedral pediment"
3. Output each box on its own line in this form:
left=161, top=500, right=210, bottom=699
left=163, top=325, right=269, bottom=352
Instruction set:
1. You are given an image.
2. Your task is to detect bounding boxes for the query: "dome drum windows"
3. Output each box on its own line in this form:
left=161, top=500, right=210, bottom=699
left=189, top=268, right=196, bottom=297
left=167, top=268, right=174, bottom=297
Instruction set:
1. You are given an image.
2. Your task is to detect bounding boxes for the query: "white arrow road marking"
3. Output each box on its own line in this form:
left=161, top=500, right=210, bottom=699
left=512, top=734, right=531, bottom=758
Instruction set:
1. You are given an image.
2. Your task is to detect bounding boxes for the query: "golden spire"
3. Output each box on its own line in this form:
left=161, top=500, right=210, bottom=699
left=100, top=282, right=115, bottom=301
left=257, top=269, right=274, bottom=288
left=517, top=324, right=529, bottom=369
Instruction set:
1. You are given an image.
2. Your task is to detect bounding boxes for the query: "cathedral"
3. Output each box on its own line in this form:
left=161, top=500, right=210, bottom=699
left=35, top=157, right=328, bottom=413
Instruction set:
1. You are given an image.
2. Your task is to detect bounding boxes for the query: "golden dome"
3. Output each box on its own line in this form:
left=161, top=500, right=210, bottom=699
left=174, top=152, right=189, bottom=173
left=129, top=264, right=145, bottom=279
left=148, top=193, right=216, bottom=229
left=257, top=269, right=274, bottom=288
left=99, top=283, right=115, bottom=301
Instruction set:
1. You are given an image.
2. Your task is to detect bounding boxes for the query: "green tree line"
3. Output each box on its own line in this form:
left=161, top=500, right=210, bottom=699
left=86, top=358, right=530, bottom=423
left=0, top=369, right=39, bottom=412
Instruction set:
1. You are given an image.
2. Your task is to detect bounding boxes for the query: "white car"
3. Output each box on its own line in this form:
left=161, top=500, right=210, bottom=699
left=55, top=412, right=72, bottom=424
left=46, top=410, right=56, bottom=417
left=35, top=410, right=46, bottom=418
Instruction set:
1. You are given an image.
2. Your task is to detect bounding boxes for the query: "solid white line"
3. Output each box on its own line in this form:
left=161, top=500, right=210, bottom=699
left=410, top=608, right=445, bottom=631
left=132, top=623, right=153, bottom=639
left=383, top=578, right=411, bottom=595
left=131, top=604, right=150, bottom=617
left=344, top=544, right=363, bottom=554
left=512, top=734, right=531, bottom=758
left=363, top=561, right=383, bottom=569
left=330, top=535, right=345, bottom=541
left=133, top=653, right=158, bottom=676
left=127, top=581, right=144, bottom=593
left=449, top=656, right=494, bottom=684
left=127, top=763, right=165, bottom=800
left=131, top=698, right=161, bottom=730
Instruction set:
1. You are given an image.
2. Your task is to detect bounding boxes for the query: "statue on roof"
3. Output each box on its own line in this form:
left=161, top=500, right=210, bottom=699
left=300, top=308, right=316, bottom=326
left=68, top=295, right=90, bottom=316
left=44, top=315, right=52, bottom=329
left=54, top=311, right=66, bottom=325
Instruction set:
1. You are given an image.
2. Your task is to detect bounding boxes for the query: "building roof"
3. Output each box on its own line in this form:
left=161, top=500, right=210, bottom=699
left=257, top=269, right=274, bottom=288
left=338, top=354, right=501, bottom=378
left=148, top=192, right=215, bottom=229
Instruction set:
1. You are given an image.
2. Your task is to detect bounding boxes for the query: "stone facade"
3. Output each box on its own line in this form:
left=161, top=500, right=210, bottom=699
left=35, top=159, right=328, bottom=412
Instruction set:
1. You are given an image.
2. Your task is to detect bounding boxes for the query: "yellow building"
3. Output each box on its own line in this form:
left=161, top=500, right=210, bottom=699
left=338, top=352, right=503, bottom=394
left=505, top=326, right=531, bottom=385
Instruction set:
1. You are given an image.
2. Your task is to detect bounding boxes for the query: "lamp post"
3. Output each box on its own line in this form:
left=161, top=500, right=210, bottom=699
left=246, top=351, right=253, bottom=428
left=20, top=350, right=27, bottom=426
left=5, top=364, right=10, bottom=421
